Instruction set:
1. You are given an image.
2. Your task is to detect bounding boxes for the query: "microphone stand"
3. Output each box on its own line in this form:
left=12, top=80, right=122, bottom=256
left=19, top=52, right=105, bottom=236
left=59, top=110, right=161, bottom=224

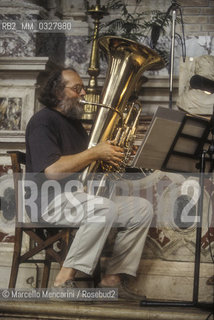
left=168, top=0, right=181, bottom=109
left=140, top=114, right=213, bottom=310
left=151, top=0, right=185, bottom=109
left=208, top=106, right=214, bottom=173
left=169, top=2, right=178, bottom=109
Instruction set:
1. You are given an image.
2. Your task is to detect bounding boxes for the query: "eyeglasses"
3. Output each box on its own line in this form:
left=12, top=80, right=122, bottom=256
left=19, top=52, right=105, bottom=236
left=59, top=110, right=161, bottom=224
left=65, top=84, right=85, bottom=94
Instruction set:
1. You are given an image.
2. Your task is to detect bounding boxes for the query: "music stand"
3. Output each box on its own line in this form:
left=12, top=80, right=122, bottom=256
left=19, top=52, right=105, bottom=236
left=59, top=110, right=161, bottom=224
left=133, top=106, right=213, bottom=308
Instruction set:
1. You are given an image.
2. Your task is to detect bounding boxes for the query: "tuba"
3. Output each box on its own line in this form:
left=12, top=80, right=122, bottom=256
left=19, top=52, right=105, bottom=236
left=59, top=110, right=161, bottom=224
left=81, top=36, right=164, bottom=186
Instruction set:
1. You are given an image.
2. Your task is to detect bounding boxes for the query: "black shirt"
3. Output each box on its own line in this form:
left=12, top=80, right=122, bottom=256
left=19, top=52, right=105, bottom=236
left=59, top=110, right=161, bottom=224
left=26, top=107, right=88, bottom=173
left=25, top=107, right=88, bottom=222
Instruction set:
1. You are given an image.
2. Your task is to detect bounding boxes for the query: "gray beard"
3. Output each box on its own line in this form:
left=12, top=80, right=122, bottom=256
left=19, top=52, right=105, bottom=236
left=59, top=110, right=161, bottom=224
left=58, top=97, right=84, bottom=119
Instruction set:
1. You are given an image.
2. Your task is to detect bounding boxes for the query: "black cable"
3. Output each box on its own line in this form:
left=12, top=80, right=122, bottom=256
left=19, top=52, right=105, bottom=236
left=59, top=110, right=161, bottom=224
left=177, top=4, right=186, bottom=62
left=175, top=32, right=185, bottom=59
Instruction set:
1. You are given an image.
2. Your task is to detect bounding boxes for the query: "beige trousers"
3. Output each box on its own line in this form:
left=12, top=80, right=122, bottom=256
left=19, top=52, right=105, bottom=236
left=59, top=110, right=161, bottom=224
left=42, top=191, right=153, bottom=277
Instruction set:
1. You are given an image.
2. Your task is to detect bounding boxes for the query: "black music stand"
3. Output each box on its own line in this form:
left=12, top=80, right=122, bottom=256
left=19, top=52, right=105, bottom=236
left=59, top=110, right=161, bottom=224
left=133, top=106, right=213, bottom=309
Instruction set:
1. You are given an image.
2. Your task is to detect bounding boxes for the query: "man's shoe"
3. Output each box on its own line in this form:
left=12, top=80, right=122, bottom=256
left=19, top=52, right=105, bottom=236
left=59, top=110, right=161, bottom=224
left=48, top=279, right=78, bottom=302
left=97, top=281, right=146, bottom=301
left=53, top=279, right=77, bottom=288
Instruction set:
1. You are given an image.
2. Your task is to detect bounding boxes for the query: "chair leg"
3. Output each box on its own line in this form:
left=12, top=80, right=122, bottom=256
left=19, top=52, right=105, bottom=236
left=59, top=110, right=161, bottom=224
left=9, top=228, right=23, bottom=288
left=41, top=252, right=51, bottom=288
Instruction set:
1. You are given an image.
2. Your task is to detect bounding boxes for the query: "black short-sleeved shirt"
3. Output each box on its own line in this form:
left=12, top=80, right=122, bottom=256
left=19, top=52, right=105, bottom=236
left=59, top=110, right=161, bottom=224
left=26, top=107, right=88, bottom=173
left=25, top=107, right=89, bottom=220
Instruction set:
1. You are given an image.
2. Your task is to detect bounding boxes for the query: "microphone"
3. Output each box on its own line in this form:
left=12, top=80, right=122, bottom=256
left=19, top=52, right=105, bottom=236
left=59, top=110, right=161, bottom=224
left=150, top=24, right=162, bottom=49
left=190, top=74, right=214, bottom=94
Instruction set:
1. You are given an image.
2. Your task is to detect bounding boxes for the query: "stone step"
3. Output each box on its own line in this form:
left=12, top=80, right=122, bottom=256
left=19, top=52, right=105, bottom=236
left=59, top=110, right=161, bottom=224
left=0, top=301, right=212, bottom=320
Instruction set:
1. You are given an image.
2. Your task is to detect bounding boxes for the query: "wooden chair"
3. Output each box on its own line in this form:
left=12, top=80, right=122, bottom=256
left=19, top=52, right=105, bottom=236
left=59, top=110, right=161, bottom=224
left=8, top=151, right=101, bottom=288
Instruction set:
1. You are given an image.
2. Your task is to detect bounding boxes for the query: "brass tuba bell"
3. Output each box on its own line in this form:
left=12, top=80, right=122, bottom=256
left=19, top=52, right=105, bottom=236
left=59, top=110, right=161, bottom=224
left=81, top=36, right=164, bottom=182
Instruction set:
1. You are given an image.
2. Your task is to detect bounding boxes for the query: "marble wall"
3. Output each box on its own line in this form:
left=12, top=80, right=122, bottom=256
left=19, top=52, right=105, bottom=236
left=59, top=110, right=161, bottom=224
left=0, top=1, right=47, bottom=57
left=0, top=56, right=49, bottom=246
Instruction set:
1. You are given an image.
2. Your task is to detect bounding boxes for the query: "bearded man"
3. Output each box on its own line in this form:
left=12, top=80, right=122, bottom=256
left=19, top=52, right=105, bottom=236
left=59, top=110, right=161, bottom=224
left=25, top=67, right=153, bottom=299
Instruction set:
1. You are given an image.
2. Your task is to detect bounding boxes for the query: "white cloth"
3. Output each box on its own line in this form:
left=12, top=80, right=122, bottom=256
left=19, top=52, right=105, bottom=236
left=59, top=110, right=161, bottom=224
left=177, top=55, right=214, bottom=115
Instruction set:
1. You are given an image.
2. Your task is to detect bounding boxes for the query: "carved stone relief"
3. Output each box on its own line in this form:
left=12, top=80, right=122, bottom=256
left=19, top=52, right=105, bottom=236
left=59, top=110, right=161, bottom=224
left=0, top=98, right=22, bottom=131
left=0, top=171, right=15, bottom=243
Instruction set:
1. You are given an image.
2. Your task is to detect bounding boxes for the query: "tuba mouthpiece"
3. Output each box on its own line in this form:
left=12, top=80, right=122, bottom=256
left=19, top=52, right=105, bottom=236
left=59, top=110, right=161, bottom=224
left=78, top=98, right=87, bottom=105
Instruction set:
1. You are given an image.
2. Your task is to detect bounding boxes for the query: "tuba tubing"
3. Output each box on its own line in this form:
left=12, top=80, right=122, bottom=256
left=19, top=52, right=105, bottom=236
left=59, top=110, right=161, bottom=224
left=81, top=36, right=164, bottom=183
